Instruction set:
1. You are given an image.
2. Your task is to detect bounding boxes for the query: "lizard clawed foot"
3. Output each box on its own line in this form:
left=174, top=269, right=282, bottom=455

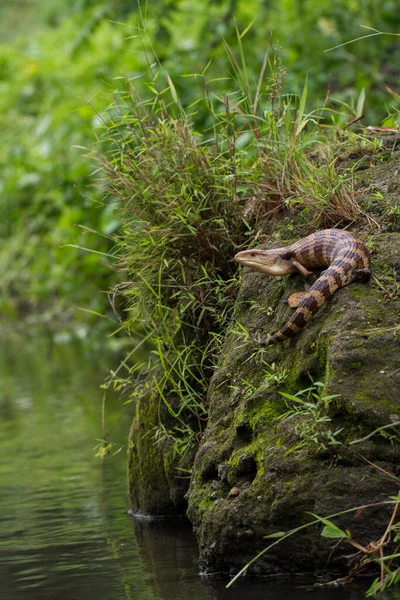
left=288, top=291, right=309, bottom=308
left=352, top=268, right=371, bottom=283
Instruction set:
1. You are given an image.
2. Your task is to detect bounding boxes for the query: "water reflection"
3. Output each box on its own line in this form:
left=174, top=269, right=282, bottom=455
left=0, top=332, right=397, bottom=600
left=0, top=332, right=141, bottom=600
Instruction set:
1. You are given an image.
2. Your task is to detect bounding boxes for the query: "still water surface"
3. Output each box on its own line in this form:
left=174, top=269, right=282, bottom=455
left=0, top=332, right=398, bottom=600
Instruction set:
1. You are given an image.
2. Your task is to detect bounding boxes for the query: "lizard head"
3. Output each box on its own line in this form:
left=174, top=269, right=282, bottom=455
left=234, top=248, right=296, bottom=276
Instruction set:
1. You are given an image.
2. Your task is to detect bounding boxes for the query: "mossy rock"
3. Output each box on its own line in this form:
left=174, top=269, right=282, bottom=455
left=128, top=389, right=192, bottom=516
left=187, top=233, right=400, bottom=576
left=358, top=152, right=400, bottom=232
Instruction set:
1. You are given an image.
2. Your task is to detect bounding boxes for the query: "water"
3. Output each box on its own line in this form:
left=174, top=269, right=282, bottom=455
left=0, top=332, right=398, bottom=600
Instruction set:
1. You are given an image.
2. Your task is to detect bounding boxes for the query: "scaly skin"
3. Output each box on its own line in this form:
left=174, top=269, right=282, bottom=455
left=235, top=229, right=371, bottom=345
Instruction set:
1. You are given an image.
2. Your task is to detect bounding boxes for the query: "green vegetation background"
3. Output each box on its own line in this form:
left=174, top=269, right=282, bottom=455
left=1, top=0, right=399, bottom=323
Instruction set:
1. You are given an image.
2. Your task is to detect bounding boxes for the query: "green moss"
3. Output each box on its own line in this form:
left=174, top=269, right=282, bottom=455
left=349, top=287, right=363, bottom=300
left=248, top=403, right=282, bottom=427
left=127, top=390, right=190, bottom=515
left=350, top=361, right=364, bottom=369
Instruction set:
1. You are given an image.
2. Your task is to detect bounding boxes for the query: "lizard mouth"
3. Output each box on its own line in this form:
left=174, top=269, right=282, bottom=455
left=235, top=254, right=292, bottom=276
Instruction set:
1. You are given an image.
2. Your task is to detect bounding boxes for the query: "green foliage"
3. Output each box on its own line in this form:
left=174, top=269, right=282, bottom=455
left=0, top=9, right=149, bottom=318
left=97, top=75, right=247, bottom=449
left=138, top=0, right=400, bottom=125
left=0, top=0, right=137, bottom=43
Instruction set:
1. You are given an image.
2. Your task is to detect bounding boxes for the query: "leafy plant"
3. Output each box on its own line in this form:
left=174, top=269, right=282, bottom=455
left=0, top=10, right=150, bottom=319
left=278, top=382, right=342, bottom=454
left=96, top=80, right=249, bottom=450
left=226, top=495, right=400, bottom=595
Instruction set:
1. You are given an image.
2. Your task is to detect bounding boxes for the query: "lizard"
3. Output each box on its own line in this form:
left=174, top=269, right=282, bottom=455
left=234, top=229, right=371, bottom=345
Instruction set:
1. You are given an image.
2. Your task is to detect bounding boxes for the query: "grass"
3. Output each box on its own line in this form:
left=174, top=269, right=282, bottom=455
left=97, top=88, right=246, bottom=451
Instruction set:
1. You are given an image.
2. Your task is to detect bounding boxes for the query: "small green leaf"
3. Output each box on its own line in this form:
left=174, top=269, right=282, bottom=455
left=321, top=524, right=347, bottom=539
left=279, top=392, right=303, bottom=403
left=356, top=87, right=366, bottom=118
left=167, top=74, right=179, bottom=105
left=309, top=513, right=349, bottom=539
left=264, top=531, right=287, bottom=539
left=297, top=75, right=308, bottom=125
